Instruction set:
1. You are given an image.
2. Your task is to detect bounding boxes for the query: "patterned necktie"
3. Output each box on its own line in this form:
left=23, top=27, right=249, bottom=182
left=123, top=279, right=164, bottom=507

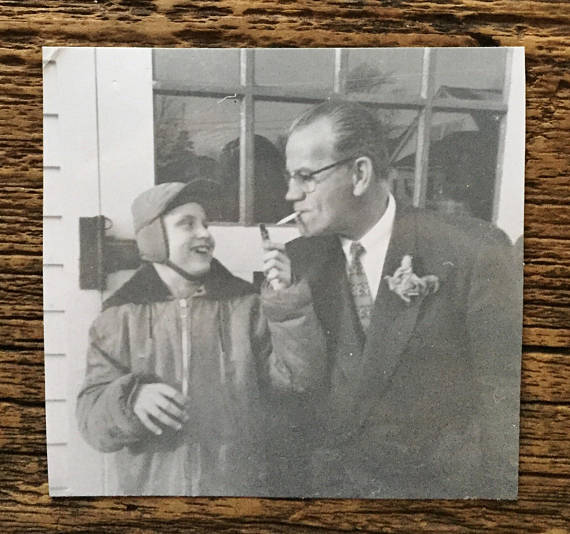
left=347, top=241, right=373, bottom=332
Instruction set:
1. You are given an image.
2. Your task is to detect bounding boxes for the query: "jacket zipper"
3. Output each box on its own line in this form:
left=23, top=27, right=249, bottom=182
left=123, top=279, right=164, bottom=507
left=179, top=298, right=202, bottom=495
left=218, top=305, right=226, bottom=386
left=179, top=299, right=190, bottom=398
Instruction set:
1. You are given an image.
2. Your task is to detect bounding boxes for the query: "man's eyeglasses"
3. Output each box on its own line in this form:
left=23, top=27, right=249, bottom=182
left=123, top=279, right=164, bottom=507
left=284, top=155, right=357, bottom=193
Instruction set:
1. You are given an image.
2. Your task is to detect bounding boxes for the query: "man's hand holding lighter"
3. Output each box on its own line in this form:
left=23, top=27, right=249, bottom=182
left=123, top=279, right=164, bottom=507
left=260, top=223, right=293, bottom=290
left=262, top=240, right=292, bottom=290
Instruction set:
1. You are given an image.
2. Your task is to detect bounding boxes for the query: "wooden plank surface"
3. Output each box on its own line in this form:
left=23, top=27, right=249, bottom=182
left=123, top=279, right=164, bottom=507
left=1, top=0, right=569, bottom=531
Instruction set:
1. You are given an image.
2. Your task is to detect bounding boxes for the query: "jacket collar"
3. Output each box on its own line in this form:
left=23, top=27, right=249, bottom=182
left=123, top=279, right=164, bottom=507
left=103, top=258, right=253, bottom=310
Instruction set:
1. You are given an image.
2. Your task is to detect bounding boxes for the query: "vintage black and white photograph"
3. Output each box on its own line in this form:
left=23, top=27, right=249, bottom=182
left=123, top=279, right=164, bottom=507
left=43, top=47, right=524, bottom=498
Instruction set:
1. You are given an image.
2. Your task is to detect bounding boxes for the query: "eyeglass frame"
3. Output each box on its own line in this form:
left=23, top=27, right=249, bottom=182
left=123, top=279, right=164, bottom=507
left=284, top=154, right=360, bottom=193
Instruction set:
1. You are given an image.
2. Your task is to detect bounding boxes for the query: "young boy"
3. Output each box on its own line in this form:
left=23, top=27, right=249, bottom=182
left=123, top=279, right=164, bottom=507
left=76, top=180, right=325, bottom=496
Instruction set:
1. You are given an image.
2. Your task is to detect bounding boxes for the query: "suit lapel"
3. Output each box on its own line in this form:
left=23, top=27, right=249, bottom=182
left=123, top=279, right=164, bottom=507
left=358, top=208, right=421, bottom=400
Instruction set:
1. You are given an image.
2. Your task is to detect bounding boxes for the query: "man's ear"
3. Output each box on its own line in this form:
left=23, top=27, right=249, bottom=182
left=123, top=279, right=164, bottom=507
left=351, top=156, right=374, bottom=197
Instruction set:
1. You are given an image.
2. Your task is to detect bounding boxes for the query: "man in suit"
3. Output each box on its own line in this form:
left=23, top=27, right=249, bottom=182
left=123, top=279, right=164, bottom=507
left=261, top=101, right=522, bottom=498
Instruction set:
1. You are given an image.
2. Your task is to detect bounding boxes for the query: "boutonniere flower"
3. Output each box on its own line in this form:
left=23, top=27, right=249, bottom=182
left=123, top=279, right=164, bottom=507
left=384, top=255, right=439, bottom=305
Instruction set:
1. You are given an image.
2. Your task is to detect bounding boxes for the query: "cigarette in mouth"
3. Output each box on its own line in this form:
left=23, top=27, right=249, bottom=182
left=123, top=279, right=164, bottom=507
left=276, top=212, right=298, bottom=225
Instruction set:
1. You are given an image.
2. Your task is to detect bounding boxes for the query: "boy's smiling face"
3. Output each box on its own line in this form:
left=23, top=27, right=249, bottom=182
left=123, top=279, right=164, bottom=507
left=162, top=202, right=215, bottom=278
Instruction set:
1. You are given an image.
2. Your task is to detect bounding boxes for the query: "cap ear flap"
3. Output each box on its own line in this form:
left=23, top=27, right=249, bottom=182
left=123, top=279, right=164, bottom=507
left=135, top=218, right=168, bottom=263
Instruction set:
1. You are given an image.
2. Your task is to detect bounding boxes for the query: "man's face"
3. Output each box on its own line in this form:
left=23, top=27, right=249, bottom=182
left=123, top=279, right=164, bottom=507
left=285, top=118, right=355, bottom=238
left=162, top=202, right=215, bottom=277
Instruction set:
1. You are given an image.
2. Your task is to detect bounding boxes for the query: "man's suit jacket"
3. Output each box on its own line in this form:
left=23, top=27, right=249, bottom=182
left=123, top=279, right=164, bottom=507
left=284, top=206, right=522, bottom=498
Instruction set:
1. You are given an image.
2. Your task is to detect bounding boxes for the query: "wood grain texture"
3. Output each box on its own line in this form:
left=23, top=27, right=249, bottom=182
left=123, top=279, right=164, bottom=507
left=1, top=0, right=569, bottom=531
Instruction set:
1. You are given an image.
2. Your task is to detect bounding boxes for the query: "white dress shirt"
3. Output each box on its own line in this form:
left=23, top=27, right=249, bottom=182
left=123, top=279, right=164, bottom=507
left=340, top=194, right=396, bottom=301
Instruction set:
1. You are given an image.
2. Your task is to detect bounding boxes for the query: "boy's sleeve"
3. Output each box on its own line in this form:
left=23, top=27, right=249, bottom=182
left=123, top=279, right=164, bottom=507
left=260, top=279, right=327, bottom=393
left=76, top=309, right=151, bottom=453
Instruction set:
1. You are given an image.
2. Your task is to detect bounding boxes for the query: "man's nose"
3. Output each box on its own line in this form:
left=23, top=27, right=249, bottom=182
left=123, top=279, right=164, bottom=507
left=285, top=178, right=305, bottom=202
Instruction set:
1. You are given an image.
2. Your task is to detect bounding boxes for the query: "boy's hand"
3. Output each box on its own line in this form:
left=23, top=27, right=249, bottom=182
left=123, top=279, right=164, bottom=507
left=133, top=383, right=188, bottom=435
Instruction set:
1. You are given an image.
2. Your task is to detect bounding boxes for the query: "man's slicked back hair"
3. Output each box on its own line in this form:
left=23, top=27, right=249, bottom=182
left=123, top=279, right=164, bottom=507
left=289, top=101, right=390, bottom=181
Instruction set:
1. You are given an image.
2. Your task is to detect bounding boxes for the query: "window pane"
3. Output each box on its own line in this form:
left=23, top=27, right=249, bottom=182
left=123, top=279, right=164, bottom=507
left=255, top=49, right=335, bottom=91
left=427, top=111, right=500, bottom=220
left=347, top=48, right=424, bottom=98
left=433, top=48, right=506, bottom=100
left=253, top=101, right=314, bottom=223
left=390, top=110, right=500, bottom=220
left=377, top=108, right=421, bottom=207
left=377, top=108, right=420, bottom=159
left=154, top=95, right=240, bottom=220
left=153, top=49, right=240, bottom=85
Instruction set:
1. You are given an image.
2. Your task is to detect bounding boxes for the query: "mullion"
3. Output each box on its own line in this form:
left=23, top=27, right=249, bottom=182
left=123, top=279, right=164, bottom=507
left=239, top=49, right=255, bottom=225
left=491, top=47, right=516, bottom=224
left=413, top=48, right=436, bottom=208
left=334, top=48, right=349, bottom=94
